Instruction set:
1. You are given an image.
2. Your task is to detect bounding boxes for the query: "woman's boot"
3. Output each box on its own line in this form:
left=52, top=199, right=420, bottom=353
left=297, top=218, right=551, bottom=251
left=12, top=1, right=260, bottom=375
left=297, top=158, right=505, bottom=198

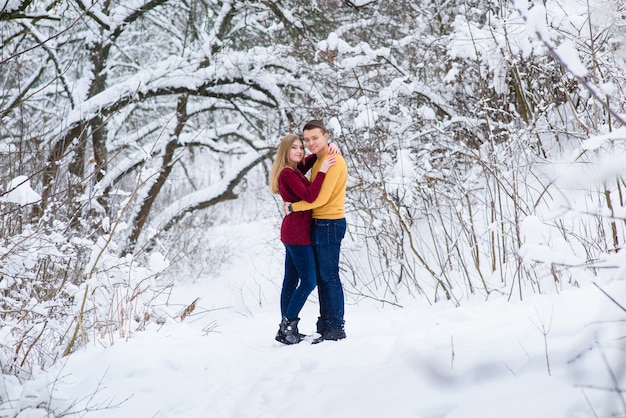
left=276, top=317, right=301, bottom=345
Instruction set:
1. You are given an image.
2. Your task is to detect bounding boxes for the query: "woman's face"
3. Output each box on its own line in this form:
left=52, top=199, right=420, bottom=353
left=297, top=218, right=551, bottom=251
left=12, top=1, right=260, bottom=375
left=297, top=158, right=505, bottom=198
left=288, top=140, right=305, bottom=165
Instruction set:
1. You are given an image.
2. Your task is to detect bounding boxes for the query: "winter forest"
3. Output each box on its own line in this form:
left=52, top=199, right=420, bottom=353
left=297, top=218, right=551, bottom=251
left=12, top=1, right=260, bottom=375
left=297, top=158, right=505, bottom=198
left=1, top=0, right=626, bottom=416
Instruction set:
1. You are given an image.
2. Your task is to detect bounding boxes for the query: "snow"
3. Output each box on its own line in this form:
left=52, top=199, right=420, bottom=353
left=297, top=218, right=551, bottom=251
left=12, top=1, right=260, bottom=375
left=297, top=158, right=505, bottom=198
left=1, top=0, right=22, bottom=13
left=581, top=127, right=626, bottom=151
left=347, top=0, right=377, bottom=6
left=521, top=2, right=552, bottom=43
left=3, top=215, right=623, bottom=418
left=0, top=176, right=41, bottom=206
left=554, top=40, right=588, bottom=78
left=519, top=215, right=586, bottom=266
left=2, top=1, right=626, bottom=417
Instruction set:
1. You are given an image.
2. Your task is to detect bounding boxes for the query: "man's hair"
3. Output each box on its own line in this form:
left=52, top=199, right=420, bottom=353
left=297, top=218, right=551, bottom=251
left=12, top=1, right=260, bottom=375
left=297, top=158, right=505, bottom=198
left=302, top=119, right=327, bottom=134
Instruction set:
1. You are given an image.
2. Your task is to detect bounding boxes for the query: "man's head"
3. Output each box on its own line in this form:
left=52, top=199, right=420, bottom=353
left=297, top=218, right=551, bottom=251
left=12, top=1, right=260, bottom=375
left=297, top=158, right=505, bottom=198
left=302, top=120, right=329, bottom=157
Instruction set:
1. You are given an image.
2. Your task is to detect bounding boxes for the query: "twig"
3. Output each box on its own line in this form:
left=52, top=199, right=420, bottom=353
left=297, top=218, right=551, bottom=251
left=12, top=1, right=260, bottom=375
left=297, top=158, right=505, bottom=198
left=593, top=282, right=626, bottom=313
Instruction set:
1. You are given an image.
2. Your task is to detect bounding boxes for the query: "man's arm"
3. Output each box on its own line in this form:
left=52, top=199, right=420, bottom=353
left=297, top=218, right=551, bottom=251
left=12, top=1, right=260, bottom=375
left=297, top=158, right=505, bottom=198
left=291, top=156, right=345, bottom=212
left=291, top=169, right=337, bottom=211
left=284, top=167, right=340, bottom=216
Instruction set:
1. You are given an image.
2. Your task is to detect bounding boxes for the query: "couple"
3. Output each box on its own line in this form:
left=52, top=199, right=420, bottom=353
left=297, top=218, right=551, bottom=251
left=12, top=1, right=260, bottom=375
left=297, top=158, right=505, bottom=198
left=269, top=120, right=348, bottom=345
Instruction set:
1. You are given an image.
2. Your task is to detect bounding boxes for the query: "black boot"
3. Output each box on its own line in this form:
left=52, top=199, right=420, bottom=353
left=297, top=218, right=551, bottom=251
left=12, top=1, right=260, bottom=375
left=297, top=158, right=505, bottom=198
left=275, top=328, right=284, bottom=342
left=276, top=317, right=301, bottom=345
left=312, top=320, right=346, bottom=344
left=312, top=328, right=346, bottom=344
left=316, top=316, right=328, bottom=336
left=275, top=328, right=305, bottom=342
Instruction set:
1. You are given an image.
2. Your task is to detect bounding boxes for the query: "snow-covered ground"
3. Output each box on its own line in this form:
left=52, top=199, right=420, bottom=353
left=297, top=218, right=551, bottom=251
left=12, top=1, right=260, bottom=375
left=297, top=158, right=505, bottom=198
left=3, top=218, right=625, bottom=418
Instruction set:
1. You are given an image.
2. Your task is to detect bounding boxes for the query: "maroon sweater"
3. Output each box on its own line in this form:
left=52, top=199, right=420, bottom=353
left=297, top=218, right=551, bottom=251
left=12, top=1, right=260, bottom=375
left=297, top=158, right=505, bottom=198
left=279, top=156, right=326, bottom=245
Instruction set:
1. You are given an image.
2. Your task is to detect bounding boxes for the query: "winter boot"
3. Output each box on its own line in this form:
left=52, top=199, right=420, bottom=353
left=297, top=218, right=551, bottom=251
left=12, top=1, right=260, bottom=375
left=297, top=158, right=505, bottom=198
left=275, top=319, right=305, bottom=342
left=276, top=317, right=301, bottom=345
left=275, top=328, right=284, bottom=342
left=312, top=320, right=346, bottom=344
left=315, top=316, right=328, bottom=336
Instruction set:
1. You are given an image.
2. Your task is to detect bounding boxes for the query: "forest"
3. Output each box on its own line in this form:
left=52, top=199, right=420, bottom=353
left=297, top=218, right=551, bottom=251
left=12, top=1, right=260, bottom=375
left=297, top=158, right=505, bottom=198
left=1, top=0, right=625, bottom=414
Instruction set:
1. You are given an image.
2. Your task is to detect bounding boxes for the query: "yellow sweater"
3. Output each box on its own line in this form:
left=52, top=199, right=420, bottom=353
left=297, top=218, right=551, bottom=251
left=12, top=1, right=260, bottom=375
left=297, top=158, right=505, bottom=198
left=292, top=153, right=347, bottom=219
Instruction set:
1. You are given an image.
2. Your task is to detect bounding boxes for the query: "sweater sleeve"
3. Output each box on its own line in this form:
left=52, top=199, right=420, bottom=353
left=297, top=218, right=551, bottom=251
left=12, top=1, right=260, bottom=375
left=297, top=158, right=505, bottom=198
left=297, top=154, right=317, bottom=175
left=280, top=169, right=327, bottom=203
left=291, top=162, right=340, bottom=211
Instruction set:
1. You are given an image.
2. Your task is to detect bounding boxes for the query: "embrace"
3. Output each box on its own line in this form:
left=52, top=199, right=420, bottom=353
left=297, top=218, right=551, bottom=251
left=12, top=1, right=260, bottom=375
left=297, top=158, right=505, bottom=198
left=269, top=120, right=348, bottom=345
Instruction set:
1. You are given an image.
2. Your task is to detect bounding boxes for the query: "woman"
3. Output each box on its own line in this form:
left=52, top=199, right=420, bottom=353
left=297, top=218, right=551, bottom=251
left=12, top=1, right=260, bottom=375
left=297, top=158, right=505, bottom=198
left=269, top=134, right=337, bottom=344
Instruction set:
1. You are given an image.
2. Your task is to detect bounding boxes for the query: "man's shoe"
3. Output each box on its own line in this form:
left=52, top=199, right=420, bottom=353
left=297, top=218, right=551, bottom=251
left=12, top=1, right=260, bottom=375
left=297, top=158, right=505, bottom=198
left=316, top=316, right=328, bottom=336
left=312, top=329, right=346, bottom=344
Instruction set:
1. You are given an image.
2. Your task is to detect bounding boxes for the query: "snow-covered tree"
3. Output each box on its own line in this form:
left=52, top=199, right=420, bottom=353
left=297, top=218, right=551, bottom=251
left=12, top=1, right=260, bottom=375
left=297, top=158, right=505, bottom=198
left=0, top=0, right=341, bottom=372
left=1, top=0, right=625, bottom=380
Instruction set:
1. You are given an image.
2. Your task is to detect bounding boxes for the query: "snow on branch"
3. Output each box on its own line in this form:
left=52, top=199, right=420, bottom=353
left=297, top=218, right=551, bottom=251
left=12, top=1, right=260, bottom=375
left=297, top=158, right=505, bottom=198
left=511, top=0, right=626, bottom=127
left=60, top=50, right=297, bottom=136
left=582, top=127, right=626, bottom=151
left=139, top=149, right=270, bottom=248
left=0, top=176, right=41, bottom=206
left=75, top=0, right=169, bottom=39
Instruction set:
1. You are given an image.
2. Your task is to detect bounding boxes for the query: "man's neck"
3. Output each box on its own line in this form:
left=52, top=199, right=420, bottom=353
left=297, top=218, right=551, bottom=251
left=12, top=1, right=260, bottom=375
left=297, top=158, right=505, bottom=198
left=316, top=146, right=329, bottom=158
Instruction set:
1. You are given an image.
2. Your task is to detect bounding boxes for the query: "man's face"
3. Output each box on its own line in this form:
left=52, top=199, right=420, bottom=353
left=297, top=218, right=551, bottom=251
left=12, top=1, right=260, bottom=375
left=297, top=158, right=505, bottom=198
left=303, top=128, right=328, bottom=156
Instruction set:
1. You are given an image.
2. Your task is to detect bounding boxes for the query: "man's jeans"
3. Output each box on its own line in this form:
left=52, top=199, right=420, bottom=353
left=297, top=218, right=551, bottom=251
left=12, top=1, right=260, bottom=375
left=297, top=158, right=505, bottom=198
left=282, top=244, right=317, bottom=320
left=312, top=218, right=346, bottom=331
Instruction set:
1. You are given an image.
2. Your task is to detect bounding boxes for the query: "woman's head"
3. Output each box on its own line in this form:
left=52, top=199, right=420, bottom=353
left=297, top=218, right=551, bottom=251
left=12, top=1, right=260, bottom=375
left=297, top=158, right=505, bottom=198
left=269, top=134, right=304, bottom=194
left=276, top=134, right=304, bottom=166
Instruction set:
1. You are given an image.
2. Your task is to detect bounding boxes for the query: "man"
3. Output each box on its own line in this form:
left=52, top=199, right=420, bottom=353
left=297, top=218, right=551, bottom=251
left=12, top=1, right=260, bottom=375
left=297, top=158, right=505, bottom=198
left=285, top=120, right=348, bottom=343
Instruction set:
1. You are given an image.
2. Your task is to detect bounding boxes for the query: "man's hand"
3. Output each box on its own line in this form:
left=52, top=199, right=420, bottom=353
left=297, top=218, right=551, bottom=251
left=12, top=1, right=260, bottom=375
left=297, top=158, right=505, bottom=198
left=283, top=201, right=292, bottom=216
left=328, top=142, right=341, bottom=155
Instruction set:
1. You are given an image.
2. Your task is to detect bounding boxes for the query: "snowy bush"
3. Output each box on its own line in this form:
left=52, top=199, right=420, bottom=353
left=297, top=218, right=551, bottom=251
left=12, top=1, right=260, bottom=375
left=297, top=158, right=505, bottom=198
left=1, top=0, right=625, bottom=415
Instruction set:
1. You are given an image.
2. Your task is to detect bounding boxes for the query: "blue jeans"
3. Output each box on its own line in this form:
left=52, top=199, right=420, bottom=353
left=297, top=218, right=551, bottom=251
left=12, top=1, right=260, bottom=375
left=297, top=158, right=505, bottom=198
left=281, top=244, right=317, bottom=320
left=312, top=218, right=346, bottom=331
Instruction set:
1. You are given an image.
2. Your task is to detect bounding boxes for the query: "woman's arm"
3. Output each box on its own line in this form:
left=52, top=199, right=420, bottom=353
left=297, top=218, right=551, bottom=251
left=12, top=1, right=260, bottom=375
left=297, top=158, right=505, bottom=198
left=289, top=155, right=343, bottom=212
left=280, top=169, right=327, bottom=203
left=297, top=154, right=317, bottom=175
left=282, top=155, right=336, bottom=204
left=297, top=143, right=341, bottom=175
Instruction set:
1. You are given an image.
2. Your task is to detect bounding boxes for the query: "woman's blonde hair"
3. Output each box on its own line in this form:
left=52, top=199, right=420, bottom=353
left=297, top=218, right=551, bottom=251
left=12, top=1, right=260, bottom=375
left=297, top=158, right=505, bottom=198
left=269, top=134, right=302, bottom=194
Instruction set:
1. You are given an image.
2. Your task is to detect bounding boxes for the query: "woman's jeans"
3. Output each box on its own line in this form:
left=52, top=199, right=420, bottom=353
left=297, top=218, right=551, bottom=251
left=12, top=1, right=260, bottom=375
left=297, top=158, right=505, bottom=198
left=312, top=218, right=346, bottom=331
left=281, top=244, right=317, bottom=320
